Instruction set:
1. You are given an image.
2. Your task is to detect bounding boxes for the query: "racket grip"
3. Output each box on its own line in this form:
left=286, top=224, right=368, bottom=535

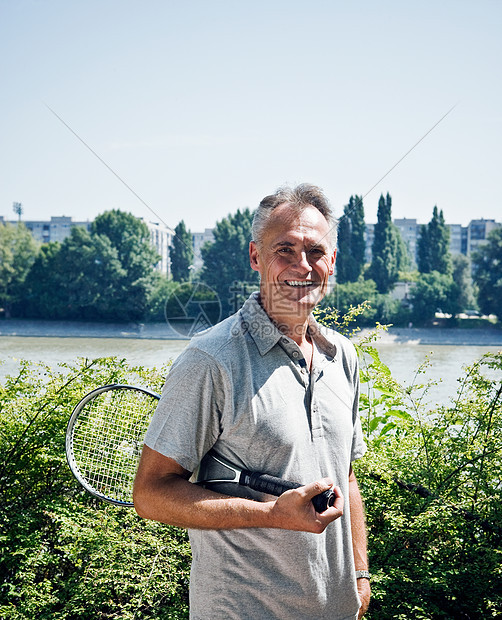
left=240, top=471, right=335, bottom=513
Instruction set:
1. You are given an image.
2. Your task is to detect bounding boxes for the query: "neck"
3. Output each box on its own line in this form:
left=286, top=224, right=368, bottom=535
left=258, top=294, right=311, bottom=346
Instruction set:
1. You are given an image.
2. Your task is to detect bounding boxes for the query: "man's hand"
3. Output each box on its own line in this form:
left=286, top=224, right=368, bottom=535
left=357, top=578, right=371, bottom=618
left=268, top=478, right=344, bottom=533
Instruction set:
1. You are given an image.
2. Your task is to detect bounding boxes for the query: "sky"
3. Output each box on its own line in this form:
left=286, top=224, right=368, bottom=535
left=1, top=0, right=501, bottom=235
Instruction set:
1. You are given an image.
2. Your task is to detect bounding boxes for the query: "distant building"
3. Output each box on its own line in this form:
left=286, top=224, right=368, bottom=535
left=364, top=223, right=374, bottom=264
left=447, top=224, right=463, bottom=256
left=394, top=218, right=419, bottom=265
left=1, top=215, right=92, bottom=243
left=363, top=217, right=501, bottom=266
left=142, top=219, right=173, bottom=275
left=192, top=228, right=215, bottom=270
left=466, top=219, right=501, bottom=256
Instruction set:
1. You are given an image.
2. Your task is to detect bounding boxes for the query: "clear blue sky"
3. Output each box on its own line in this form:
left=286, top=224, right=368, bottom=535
left=1, top=0, right=501, bottom=233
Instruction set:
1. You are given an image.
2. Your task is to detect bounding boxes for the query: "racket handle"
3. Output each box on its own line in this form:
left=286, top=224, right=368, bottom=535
left=240, top=470, right=335, bottom=513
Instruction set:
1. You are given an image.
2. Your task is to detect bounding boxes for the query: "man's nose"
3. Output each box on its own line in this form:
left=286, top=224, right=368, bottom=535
left=293, top=251, right=313, bottom=273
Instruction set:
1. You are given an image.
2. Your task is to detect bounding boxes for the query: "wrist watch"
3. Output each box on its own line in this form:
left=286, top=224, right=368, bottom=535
left=355, top=570, right=371, bottom=580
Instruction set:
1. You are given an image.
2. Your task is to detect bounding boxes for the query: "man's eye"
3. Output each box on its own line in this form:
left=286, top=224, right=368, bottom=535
left=278, top=247, right=292, bottom=253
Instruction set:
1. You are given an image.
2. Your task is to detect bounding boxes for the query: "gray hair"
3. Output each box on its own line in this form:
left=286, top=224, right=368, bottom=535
left=252, top=183, right=337, bottom=249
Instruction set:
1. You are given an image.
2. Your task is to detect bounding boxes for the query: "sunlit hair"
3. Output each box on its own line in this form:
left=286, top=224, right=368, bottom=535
left=252, top=183, right=337, bottom=249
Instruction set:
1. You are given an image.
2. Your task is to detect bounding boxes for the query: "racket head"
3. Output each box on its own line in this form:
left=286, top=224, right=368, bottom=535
left=65, top=384, right=160, bottom=506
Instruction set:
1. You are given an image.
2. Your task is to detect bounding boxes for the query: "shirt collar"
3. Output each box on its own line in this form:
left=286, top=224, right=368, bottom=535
left=239, top=292, right=283, bottom=356
left=239, top=293, right=338, bottom=360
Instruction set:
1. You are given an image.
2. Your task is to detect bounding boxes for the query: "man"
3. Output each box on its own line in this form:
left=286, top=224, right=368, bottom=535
left=134, top=184, right=371, bottom=619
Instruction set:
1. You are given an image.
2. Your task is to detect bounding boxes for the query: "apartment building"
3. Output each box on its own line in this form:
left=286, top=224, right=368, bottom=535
left=466, top=219, right=501, bottom=256
left=3, top=215, right=92, bottom=243
left=364, top=218, right=501, bottom=265
left=394, top=218, right=419, bottom=263
left=141, top=219, right=173, bottom=275
left=192, top=228, right=215, bottom=270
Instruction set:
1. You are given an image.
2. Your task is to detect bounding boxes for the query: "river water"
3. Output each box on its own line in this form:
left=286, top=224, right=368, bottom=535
left=1, top=335, right=500, bottom=407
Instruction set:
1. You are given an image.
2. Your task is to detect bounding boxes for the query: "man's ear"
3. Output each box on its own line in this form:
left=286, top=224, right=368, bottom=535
left=329, top=249, right=337, bottom=276
left=249, top=241, right=261, bottom=272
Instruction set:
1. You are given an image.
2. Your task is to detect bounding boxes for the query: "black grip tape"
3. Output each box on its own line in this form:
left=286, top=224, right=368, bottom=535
left=240, top=470, right=335, bottom=513
left=241, top=471, right=301, bottom=496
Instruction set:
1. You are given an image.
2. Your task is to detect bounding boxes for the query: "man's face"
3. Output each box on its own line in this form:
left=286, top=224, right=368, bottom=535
left=249, top=203, right=336, bottom=320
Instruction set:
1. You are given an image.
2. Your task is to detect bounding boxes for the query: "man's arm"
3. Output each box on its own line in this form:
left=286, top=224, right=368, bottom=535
left=133, top=444, right=344, bottom=533
left=349, top=466, right=371, bottom=618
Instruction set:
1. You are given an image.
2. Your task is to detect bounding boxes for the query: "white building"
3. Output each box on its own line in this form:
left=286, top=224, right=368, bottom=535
left=142, top=219, right=174, bottom=275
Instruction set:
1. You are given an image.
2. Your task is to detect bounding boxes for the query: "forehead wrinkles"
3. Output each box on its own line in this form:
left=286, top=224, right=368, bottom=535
left=265, top=203, right=331, bottom=249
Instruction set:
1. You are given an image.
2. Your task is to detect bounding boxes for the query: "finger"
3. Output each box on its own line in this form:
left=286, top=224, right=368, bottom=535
left=300, top=479, right=344, bottom=515
left=302, top=477, right=335, bottom=500
left=325, top=485, right=344, bottom=513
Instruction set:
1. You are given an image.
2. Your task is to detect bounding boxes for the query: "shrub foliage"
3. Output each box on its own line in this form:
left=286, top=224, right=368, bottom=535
left=0, top=357, right=190, bottom=619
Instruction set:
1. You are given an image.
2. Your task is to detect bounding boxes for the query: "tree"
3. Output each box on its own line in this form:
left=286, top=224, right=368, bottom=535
left=170, top=220, right=193, bottom=282
left=22, top=226, right=130, bottom=320
left=336, top=195, right=366, bottom=283
left=322, top=276, right=409, bottom=327
left=410, top=270, right=457, bottom=323
left=0, top=222, right=39, bottom=317
left=19, top=242, right=64, bottom=318
left=417, top=206, right=452, bottom=275
left=368, top=193, right=406, bottom=294
left=451, top=254, right=477, bottom=313
left=416, top=223, right=429, bottom=272
left=57, top=227, right=129, bottom=320
left=200, top=208, right=259, bottom=316
left=472, top=226, right=502, bottom=316
left=19, top=212, right=161, bottom=321
left=77, top=211, right=160, bottom=320
left=92, top=210, right=159, bottom=281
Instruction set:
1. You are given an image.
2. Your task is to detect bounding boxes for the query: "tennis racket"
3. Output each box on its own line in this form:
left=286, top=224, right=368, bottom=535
left=65, top=384, right=335, bottom=512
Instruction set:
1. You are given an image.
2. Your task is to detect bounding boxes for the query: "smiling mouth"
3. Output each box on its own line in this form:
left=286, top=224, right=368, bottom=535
left=284, top=280, right=315, bottom=287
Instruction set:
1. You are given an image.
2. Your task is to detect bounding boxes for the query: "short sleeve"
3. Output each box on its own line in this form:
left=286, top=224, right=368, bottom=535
left=144, top=347, right=229, bottom=473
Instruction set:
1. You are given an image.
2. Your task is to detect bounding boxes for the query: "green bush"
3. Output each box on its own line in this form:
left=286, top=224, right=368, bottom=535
left=317, top=307, right=502, bottom=618
left=355, top=348, right=502, bottom=618
left=0, top=357, right=190, bottom=619
left=322, top=277, right=411, bottom=327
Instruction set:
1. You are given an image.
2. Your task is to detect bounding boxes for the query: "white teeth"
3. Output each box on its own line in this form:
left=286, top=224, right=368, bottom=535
left=286, top=281, right=313, bottom=287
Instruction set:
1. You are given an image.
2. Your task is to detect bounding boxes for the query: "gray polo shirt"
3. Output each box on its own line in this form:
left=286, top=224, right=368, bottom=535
left=145, top=293, right=366, bottom=620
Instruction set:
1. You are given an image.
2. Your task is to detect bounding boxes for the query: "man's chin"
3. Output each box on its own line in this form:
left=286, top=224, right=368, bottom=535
left=281, top=286, right=323, bottom=309
left=260, top=283, right=325, bottom=315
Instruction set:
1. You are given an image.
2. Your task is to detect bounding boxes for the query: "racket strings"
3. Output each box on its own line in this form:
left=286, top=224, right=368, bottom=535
left=70, top=389, right=156, bottom=503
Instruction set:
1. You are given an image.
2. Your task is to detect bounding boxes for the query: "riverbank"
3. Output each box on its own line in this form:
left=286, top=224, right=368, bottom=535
left=0, top=319, right=183, bottom=340
left=1, top=318, right=501, bottom=346
left=358, top=326, right=502, bottom=346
